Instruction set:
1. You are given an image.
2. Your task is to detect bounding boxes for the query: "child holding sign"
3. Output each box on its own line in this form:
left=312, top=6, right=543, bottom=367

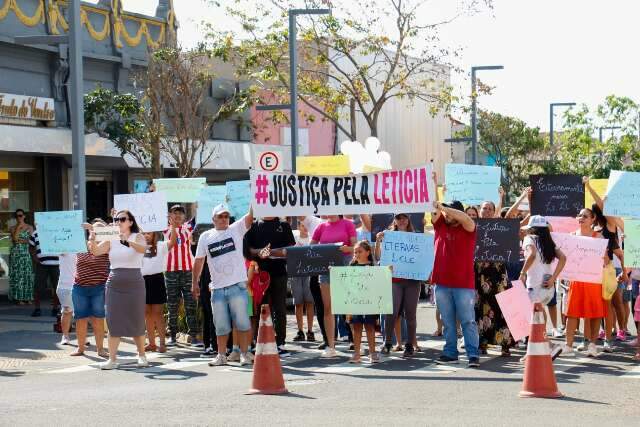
left=348, top=241, right=380, bottom=364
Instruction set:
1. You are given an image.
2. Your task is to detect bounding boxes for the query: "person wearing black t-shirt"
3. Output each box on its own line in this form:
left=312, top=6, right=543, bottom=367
left=244, top=217, right=295, bottom=356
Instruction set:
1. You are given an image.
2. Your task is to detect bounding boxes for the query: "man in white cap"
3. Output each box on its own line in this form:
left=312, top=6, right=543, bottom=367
left=192, top=204, right=254, bottom=366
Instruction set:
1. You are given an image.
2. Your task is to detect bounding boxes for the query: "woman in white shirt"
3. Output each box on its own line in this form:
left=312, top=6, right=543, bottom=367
left=90, top=210, right=148, bottom=370
left=142, top=228, right=177, bottom=353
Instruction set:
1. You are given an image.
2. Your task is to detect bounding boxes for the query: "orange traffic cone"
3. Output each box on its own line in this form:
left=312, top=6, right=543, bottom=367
left=519, top=303, right=563, bottom=398
left=248, top=304, right=288, bottom=395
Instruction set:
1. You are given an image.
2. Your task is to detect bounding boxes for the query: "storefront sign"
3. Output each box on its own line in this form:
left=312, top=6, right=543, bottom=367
left=0, top=93, right=55, bottom=121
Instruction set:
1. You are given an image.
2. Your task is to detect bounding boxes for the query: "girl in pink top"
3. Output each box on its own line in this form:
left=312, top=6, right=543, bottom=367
left=309, top=215, right=357, bottom=358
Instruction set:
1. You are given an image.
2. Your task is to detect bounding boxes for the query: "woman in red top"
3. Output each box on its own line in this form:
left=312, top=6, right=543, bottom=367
left=309, top=215, right=357, bottom=358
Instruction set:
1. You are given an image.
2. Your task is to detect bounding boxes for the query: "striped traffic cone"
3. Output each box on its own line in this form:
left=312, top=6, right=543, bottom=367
left=519, top=303, right=563, bottom=398
left=248, top=304, right=288, bottom=395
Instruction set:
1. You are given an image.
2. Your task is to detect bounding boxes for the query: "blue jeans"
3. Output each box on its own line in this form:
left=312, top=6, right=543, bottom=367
left=435, top=285, right=479, bottom=359
left=211, top=282, right=251, bottom=336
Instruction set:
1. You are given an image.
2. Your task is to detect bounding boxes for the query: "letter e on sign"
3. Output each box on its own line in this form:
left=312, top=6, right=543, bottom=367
left=259, top=151, right=281, bottom=172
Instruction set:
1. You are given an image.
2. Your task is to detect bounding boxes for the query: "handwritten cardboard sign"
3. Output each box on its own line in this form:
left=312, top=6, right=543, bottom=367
left=114, top=192, right=168, bottom=233
left=444, top=163, right=501, bottom=206
left=585, top=178, right=607, bottom=209
left=34, top=210, right=86, bottom=254
left=551, top=232, right=608, bottom=282
left=530, top=174, right=584, bottom=217
left=196, top=186, right=227, bottom=224
left=152, top=178, right=206, bottom=203
left=297, top=155, right=350, bottom=176
left=94, top=225, right=120, bottom=242
left=546, top=216, right=579, bottom=234
left=286, top=244, right=343, bottom=277
left=604, top=170, right=640, bottom=218
left=474, top=218, right=520, bottom=263
left=625, top=219, right=640, bottom=268
left=330, top=266, right=393, bottom=315
left=226, top=180, right=252, bottom=218
left=379, top=231, right=434, bottom=280
left=495, top=280, right=533, bottom=341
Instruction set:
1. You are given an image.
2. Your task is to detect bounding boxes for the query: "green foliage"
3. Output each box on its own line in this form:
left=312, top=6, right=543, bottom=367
left=84, top=87, right=143, bottom=148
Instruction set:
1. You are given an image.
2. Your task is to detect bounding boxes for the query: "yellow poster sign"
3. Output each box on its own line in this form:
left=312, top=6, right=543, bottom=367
left=297, top=155, right=350, bottom=176
left=585, top=179, right=608, bottom=208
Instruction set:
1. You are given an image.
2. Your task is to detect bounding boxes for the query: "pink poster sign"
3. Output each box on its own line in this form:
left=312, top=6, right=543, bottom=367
left=496, top=280, right=533, bottom=341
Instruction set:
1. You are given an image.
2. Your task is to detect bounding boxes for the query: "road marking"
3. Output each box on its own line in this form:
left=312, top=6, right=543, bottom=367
left=621, top=364, right=640, bottom=379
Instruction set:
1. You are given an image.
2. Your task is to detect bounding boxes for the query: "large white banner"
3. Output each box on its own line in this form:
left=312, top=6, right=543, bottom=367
left=250, top=164, right=436, bottom=216
left=114, top=192, right=168, bottom=232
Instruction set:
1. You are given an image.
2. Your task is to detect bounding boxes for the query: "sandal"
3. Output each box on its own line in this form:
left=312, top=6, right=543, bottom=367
left=349, top=356, right=361, bottom=364
left=69, top=350, right=84, bottom=357
left=157, top=345, right=167, bottom=353
left=633, top=353, right=640, bottom=361
left=144, top=344, right=157, bottom=352
left=97, top=349, right=109, bottom=358
left=394, top=344, right=404, bottom=352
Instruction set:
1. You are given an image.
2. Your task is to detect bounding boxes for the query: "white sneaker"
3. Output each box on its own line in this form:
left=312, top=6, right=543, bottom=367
left=587, top=343, right=599, bottom=357
left=239, top=352, right=252, bottom=366
left=59, top=336, right=71, bottom=346
left=602, top=341, right=613, bottom=353
left=552, top=328, right=565, bottom=338
left=137, top=356, right=149, bottom=368
left=320, top=347, right=338, bottom=358
left=576, top=341, right=588, bottom=352
left=100, top=359, right=119, bottom=370
left=561, top=345, right=575, bottom=357
left=245, top=351, right=255, bottom=362
left=208, top=354, right=227, bottom=366
left=227, top=351, right=241, bottom=362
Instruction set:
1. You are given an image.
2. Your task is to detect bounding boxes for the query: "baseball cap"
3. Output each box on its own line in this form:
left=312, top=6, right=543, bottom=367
left=212, top=204, right=231, bottom=218
left=169, top=205, right=186, bottom=214
left=522, top=215, right=549, bottom=229
left=442, top=201, right=465, bottom=212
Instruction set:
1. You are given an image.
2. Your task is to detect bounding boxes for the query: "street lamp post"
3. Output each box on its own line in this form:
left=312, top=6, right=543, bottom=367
left=549, top=102, right=576, bottom=146
left=256, top=8, right=331, bottom=173
left=471, top=65, right=503, bottom=165
left=14, top=0, right=86, bottom=217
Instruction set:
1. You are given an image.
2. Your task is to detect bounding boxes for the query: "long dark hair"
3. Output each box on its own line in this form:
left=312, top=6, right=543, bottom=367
left=389, top=214, right=415, bottom=232
left=591, top=203, right=607, bottom=229
left=350, top=240, right=374, bottom=265
left=116, top=210, right=140, bottom=233
left=529, top=227, right=557, bottom=264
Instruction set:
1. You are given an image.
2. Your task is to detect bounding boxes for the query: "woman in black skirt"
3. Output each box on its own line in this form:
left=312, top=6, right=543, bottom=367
left=142, top=229, right=177, bottom=352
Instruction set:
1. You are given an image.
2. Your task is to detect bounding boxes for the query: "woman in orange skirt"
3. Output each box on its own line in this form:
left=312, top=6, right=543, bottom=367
left=562, top=208, right=609, bottom=358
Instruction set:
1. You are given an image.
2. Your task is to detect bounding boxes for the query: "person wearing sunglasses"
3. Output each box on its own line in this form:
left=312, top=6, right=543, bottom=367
left=192, top=204, right=254, bottom=366
left=89, top=210, right=149, bottom=370
left=9, top=209, right=34, bottom=304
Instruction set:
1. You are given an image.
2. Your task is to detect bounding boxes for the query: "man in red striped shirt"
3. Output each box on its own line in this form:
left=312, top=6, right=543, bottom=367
left=164, top=205, right=201, bottom=347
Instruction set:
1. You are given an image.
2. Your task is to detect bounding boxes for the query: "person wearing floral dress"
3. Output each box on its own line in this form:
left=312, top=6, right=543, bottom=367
left=9, top=209, right=34, bottom=303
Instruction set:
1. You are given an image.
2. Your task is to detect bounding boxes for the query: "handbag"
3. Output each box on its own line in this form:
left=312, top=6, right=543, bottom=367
left=601, top=263, right=617, bottom=301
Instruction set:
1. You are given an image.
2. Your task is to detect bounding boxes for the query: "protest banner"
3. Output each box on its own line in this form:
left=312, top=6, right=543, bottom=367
left=585, top=178, right=607, bottom=208
left=196, top=186, right=227, bottom=224
left=250, top=164, right=436, bottom=217
left=495, top=280, right=533, bottom=341
left=604, top=170, right=640, bottom=217
left=226, top=180, right=251, bottom=218
left=370, top=213, right=426, bottom=236
left=34, top=210, right=86, bottom=254
left=152, top=178, right=206, bottom=203
left=530, top=174, right=584, bottom=217
left=297, top=155, right=350, bottom=176
left=444, top=164, right=501, bottom=206
left=94, top=225, right=120, bottom=242
left=379, top=231, right=434, bottom=280
left=474, top=218, right=520, bottom=263
left=551, top=232, right=609, bottom=282
left=114, top=192, right=168, bottom=232
left=547, top=216, right=579, bottom=234
left=330, top=266, right=393, bottom=315
left=286, top=244, right=343, bottom=277
left=625, top=219, right=640, bottom=268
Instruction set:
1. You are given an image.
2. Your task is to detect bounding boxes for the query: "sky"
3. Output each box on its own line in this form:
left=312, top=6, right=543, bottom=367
left=118, top=0, right=639, bottom=131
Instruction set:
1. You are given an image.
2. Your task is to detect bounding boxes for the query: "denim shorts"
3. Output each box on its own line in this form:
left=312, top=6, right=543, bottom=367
left=72, top=284, right=106, bottom=319
left=56, top=288, right=73, bottom=313
left=211, top=282, right=251, bottom=336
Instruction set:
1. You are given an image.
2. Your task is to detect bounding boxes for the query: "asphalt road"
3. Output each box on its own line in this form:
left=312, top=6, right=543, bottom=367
left=1, top=302, right=639, bottom=426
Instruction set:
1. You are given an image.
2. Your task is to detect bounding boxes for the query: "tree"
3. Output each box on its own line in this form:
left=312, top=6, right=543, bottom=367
left=85, top=46, right=256, bottom=178
left=206, top=0, right=490, bottom=142
left=548, top=95, right=640, bottom=178
left=454, top=110, right=547, bottom=199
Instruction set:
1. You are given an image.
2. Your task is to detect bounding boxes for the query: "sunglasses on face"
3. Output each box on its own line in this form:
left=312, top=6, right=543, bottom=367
left=114, top=217, right=129, bottom=223
left=16, top=214, right=24, bottom=218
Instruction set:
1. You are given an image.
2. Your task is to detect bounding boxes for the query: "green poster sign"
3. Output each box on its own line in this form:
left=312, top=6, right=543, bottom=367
left=330, top=266, right=393, bottom=315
